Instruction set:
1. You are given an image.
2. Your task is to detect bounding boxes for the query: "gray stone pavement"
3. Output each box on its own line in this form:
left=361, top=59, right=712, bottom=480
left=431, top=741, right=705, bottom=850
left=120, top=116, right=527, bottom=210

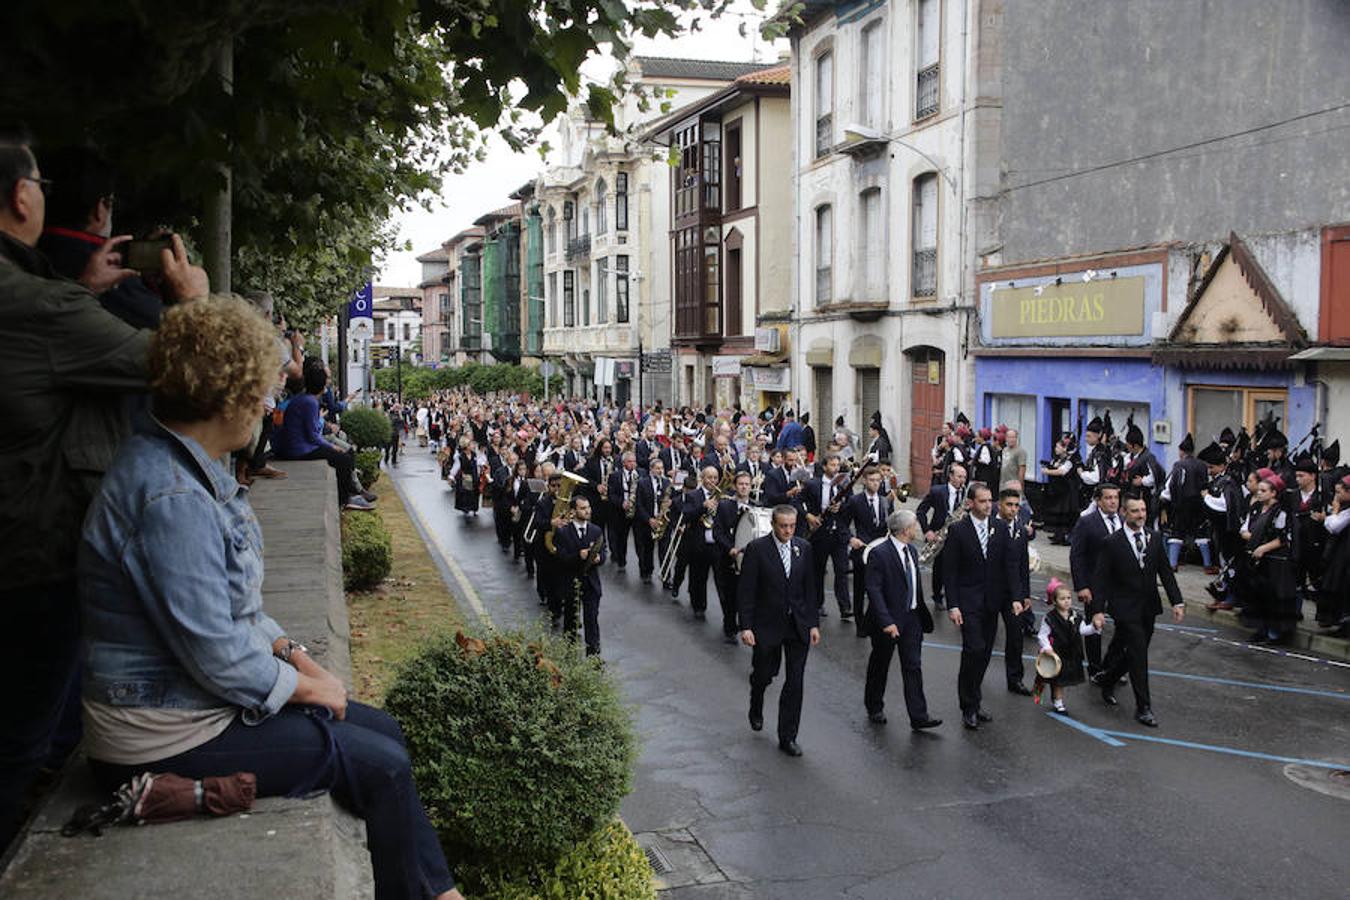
left=389, top=449, right=1350, bottom=899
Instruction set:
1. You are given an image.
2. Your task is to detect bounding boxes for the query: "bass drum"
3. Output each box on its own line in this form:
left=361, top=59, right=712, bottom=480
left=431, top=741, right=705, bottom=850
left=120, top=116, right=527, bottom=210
left=733, top=507, right=776, bottom=572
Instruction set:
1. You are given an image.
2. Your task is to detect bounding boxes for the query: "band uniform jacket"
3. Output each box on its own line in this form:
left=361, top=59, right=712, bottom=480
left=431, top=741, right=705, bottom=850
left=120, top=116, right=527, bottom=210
left=941, top=515, right=1020, bottom=615
left=865, top=539, right=935, bottom=634
left=635, top=473, right=667, bottom=523
left=608, top=467, right=639, bottom=519
left=1089, top=527, right=1183, bottom=621
left=553, top=520, right=606, bottom=596
left=712, top=497, right=748, bottom=554
left=843, top=491, right=892, bottom=545
left=1069, top=510, right=1115, bottom=595
left=915, top=483, right=960, bottom=534
left=801, top=477, right=848, bottom=543
left=737, top=534, right=818, bottom=645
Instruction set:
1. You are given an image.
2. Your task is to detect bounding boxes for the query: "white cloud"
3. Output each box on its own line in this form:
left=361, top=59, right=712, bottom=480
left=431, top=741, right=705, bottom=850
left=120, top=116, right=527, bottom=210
left=376, top=1, right=787, bottom=287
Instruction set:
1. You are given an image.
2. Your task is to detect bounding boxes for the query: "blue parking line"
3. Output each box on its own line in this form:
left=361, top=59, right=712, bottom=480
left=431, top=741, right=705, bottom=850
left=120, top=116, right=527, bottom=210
left=1044, top=713, right=1125, bottom=746
left=923, top=641, right=1349, bottom=701
left=1045, top=714, right=1345, bottom=768
left=1155, top=622, right=1220, bottom=634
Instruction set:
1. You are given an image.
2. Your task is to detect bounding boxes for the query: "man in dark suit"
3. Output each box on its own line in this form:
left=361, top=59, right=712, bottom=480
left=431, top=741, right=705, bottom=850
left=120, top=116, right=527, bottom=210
left=843, top=467, right=892, bottom=637
left=680, top=466, right=724, bottom=622
left=659, top=434, right=696, bottom=481
left=738, top=505, right=820, bottom=756
left=607, top=451, right=640, bottom=570
left=489, top=454, right=515, bottom=551
left=1070, top=484, right=1122, bottom=678
left=634, top=458, right=668, bottom=584
left=1090, top=495, right=1185, bottom=726
left=916, top=463, right=967, bottom=609
left=553, top=495, right=607, bottom=656
left=712, top=471, right=754, bottom=644
left=943, top=482, right=1024, bottom=729
left=995, top=487, right=1034, bottom=695
left=802, top=454, right=853, bottom=619
left=634, top=429, right=655, bottom=472
left=761, top=449, right=795, bottom=508
left=863, top=508, right=942, bottom=730
left=531, top=471, right=566, bottom=624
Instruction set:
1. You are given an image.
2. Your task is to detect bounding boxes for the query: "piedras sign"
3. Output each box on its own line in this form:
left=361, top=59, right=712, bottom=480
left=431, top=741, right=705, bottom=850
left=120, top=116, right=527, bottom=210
left=989, top=276, right=1145, bottom=338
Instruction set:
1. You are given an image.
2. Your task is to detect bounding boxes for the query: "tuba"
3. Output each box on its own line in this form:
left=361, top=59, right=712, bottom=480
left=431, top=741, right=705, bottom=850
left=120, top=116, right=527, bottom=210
left=544, top=471, right=589, bottom=554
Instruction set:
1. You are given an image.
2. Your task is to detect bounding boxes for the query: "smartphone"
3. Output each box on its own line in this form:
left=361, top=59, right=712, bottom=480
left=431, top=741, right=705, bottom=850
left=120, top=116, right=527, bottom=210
left=124, top=237, right=173, bottom=271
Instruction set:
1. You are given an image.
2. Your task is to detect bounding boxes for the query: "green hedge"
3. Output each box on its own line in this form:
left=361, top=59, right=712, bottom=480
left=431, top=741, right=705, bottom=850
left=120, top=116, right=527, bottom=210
left=384, top=629, right=637, bottom=871
left=340, top=406, right=392, bottom=450
left=341, top=509, right=392, bottom=590
left=465, top=819, right=655, bottom=899
left=373, top=363, right=562, bottom=401
left=354, top=448, right=382, bottom=489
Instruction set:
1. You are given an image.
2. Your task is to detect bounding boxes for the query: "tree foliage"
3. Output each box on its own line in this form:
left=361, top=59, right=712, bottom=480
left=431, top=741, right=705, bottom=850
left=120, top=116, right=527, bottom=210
left=1, top=0, right=743, bottom=326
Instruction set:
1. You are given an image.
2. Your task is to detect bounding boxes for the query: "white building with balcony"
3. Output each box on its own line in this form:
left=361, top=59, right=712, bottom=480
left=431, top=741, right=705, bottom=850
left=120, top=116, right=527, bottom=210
left=783, top=0, right=997, bottom=492
left=371, top=287, right=423, bottom=366
left=537, top=56, right=777, bottom=405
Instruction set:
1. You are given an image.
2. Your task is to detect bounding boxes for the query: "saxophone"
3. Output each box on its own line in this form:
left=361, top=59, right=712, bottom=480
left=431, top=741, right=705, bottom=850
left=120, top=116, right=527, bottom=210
left=651, top=480, right=675, bottom=540
left=919, top=503, right=967, bottom=565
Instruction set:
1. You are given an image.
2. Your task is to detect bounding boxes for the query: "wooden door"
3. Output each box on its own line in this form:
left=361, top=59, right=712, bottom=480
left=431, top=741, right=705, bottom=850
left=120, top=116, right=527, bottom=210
left=908, top=348, right=944, bottom=494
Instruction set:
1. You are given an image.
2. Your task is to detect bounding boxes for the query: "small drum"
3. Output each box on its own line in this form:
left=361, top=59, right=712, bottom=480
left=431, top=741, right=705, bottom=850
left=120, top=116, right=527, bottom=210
left=733, top=507, right=775, bottom=572
left=1034, top=650, right=1062, bottom=679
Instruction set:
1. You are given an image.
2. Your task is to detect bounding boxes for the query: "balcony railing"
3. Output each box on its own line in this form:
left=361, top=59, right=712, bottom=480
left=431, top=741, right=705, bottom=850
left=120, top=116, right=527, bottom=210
left=915, top=63, right=940, bottom=120
left=565, top=235, right=591, bottom=261
left=814, top=113, right=833, bottom=158
left=912, top=248, right=937, bottom=297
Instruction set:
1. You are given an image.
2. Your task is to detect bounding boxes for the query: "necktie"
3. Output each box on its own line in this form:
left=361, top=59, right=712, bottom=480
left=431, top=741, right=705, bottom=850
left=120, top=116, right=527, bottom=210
left=778, top=540, right=792, bottom=578
left=901, top=546, right=916, bottom=609
left=872, top=496, right=880, bottom=527
left=1108, top=514, right=1118, bottom=533
left=1134, top=531, right=1146, bottom=567
left=977, top=519, right=988, bottom=556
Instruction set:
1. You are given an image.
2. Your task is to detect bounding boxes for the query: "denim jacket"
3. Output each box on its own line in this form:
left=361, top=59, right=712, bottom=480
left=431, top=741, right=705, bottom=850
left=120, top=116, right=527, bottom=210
left=79, top=417, right=297, bottom=722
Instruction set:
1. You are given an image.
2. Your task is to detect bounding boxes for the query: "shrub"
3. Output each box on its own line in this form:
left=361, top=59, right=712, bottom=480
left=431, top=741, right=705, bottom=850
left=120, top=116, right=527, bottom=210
left=464, top=820, right=655, bottom=899
left=341, top=509, right=392, bottom=590
left=354, top=448, right=382, bottom=489
left=384, top=629, right=637, bottom=870
left=340, top=406, right=392, bottom=449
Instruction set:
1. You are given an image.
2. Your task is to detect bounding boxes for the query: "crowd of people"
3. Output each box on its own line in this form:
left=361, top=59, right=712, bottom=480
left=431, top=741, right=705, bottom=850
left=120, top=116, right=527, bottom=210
left=1, top=132, right=463, bottom=898
left=381, top=386, right=1350, bottom=754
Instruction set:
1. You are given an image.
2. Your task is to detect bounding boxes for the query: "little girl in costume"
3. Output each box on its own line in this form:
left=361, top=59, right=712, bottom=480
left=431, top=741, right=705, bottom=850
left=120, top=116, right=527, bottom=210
left=1035, top=579, right=1101, bottom=713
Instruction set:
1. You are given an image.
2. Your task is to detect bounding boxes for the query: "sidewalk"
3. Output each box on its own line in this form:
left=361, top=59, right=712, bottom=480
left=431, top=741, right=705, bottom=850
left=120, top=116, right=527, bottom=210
left=897, top=499, right=1350, bottom=662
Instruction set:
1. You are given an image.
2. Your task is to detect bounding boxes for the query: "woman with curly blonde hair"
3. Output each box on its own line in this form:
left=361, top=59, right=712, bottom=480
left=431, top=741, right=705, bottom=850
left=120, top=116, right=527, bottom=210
left=79, top=296, right=462, bottom=900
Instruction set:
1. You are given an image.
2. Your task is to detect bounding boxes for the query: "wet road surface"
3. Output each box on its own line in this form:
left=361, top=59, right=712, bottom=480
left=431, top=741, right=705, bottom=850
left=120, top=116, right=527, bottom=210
left=386, top=450, right=1350, bottom=898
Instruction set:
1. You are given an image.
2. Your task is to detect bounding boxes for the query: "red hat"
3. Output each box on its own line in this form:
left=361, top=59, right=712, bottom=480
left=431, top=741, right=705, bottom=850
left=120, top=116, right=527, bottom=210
left=1261, top=473, right=1286, bottom=494
left=995, top=424, right=1009, bottom=435
left=946, top=434, right=961, bottom=446
left=978, top=427, right=992, bottom=440
left=1341, top=474, right=1350, bottom=489
left=1046, top=576, right=1064, bottom=604
left=1256, top=467, right=1275, bottom=483
left=956, top=424, right=972, bottom=439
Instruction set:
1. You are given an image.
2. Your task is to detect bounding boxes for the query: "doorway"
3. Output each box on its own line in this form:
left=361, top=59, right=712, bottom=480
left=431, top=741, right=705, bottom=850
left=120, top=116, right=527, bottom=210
left=907, top=347, right=944, bottom=494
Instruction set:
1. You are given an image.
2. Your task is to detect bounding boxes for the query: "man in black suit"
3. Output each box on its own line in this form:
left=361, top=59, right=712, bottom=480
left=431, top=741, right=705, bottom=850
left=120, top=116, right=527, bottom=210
left=802, top=454, right=853, bottom=619
left=1070, top=484, right=1122, bottom=678
left=531, top=471, right=567, bottom=624
left=943, top=482, right=1024, bottom=729
left=1090, top=495, right=1185, bottom=726
left=607, top=450, right=640, bottom=570
left=490, top=453, right=515, bottom=552
left=916, top=463, right=967, bottom=609
left=712, top=471, right=754, bottom=644
left=761, top=449, right=796, bottom=508
left=553, top=496, right=607, bottom=656
left=634, top=458, right=668, bottom=584
left=738, top=505, right=820, bottom=756
left=843, top=467, right=892, bottom=637
left=863, top=508, right=942, bottom=730
left=995, top=487, right=1034, bottom=695
left=737, top=445, right=768, bottom=506
left=634, top=427, right=655, bottom=472
left=679, top=466, right=725, bottom=622
left=659, top=434, right=696, bottom=481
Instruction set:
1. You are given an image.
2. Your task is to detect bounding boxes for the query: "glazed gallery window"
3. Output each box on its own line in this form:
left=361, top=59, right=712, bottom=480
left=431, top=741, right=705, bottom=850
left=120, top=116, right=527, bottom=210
left=595, top=259, right=608, bottom=324
left=547, top=272, right=557, bottom=327
left=615, top=173, right=629, bottom=231
left=563, top=270, right=575, bottom=327
left=815, top=50, right=834, bottom=158
left=615, top=255, right=630, bottom=323
left=815, top=204, right=833, bottom=306
left=595, top=178, right=608, bottom=235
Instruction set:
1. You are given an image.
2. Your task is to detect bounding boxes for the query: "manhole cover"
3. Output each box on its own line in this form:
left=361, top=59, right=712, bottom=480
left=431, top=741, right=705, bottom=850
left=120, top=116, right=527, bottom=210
left=645, top=846, right=675, bottom=876
left=1284, top=764, right=1350, bottom=801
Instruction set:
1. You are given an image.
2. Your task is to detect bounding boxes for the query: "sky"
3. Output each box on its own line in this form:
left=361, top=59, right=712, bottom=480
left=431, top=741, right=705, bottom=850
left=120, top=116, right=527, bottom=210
left=376, top=2, right=788, bottom=288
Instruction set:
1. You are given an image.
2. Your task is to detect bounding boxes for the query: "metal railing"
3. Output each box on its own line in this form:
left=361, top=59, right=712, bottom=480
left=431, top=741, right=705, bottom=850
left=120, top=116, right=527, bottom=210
left=815, top=113, right=833, bottom=158
left=565, top=235, right=591, bottom=261
left=915, top=63, right=940, bottom=119
left=912, top=247, right=937, bottom=297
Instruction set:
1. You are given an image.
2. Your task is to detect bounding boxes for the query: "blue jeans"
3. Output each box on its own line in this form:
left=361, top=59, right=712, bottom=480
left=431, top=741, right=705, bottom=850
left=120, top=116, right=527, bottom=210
left=89, top=702, right=454, bottom=899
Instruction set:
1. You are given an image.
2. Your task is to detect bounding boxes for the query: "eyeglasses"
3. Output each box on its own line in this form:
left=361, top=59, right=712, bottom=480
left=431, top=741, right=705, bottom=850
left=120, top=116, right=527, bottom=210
left=20, top=175, right=54, bottom=195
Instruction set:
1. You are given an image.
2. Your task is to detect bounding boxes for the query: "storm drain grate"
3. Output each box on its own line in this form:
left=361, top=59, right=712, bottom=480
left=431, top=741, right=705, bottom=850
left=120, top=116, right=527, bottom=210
left=644, top=845, right=675, bottom=876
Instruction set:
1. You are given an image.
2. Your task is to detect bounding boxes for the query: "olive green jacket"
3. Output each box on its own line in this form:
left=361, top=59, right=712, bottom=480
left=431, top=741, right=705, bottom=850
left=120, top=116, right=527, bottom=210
left=0, top=231, right=151, bottom=590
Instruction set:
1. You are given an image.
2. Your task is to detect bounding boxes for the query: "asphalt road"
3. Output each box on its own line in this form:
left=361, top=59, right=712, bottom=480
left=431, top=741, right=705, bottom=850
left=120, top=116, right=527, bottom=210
left=386, top=450, right=1350, bottom=899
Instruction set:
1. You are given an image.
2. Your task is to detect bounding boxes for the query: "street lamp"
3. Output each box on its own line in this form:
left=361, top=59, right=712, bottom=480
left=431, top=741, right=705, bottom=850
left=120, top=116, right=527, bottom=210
left=841, top=125, right=956, bottom=191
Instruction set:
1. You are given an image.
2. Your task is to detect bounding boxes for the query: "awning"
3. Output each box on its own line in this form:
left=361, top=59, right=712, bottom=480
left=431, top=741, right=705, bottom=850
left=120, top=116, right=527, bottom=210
left=1289, top=346, right=1350, bottom=362
left=740, top=351, right=789, bottom=367
left=1152, top=346, right=1298, bottom=370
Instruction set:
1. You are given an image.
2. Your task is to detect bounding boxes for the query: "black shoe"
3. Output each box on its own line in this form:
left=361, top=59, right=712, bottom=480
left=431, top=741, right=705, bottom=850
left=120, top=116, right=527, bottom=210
left=1007, top=682, right=1033, bottom=696
left=976, top=709, right=993, bottom=723
left=778, top=740, right=803, bottom=757
left=911, top=717, right=942, bottom=731
left=692, top=610, right=706, bottom=621
left=1101, top=686, right=1118, bottom=707
left=1248, top=629, right=1272, bottom=644
left=723, top=632, right=738, bottom=645
left=1135, top=709, right=1158, bottom=727
left=868, top=711, right=887, bottom=725
left=819, top=608, right=828, bottom=617
left=749, top=711, right=764, bottom=732
left=962, top=711, right=979, bottom=729
left=855, top=629, right=868, bottom=638
left=616, top=563, right=626, bottom=570
left=840, top=610, right=853, bottom=620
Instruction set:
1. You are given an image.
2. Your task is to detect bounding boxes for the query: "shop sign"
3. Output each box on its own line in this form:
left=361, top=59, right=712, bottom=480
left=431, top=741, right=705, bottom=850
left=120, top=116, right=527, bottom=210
left=748, top=365, right=790, bottom=392
left=712, top=357, right=742, bottom=378
left=989, top=276, right=1146, bottom=339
